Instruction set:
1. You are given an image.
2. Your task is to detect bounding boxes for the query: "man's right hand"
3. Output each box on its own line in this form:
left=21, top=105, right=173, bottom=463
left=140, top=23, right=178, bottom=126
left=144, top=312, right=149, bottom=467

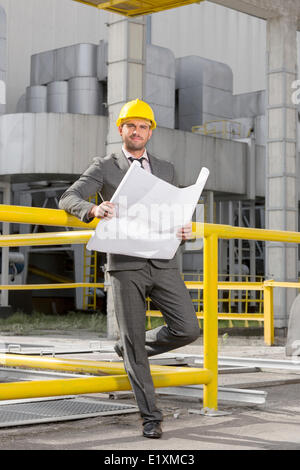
left=89, top=201, right=116, bottom=220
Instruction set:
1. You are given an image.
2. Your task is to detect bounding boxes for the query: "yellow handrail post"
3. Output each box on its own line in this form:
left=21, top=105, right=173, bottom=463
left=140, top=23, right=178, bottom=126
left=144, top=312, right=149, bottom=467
left=264, top=282, right=274, bottom=346
left=203, top=232, right=218, bottom=411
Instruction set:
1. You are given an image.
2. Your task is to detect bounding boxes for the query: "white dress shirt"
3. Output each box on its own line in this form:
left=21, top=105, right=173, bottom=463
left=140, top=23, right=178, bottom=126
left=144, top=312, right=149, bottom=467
left=122, top=146, right=152, bottom=173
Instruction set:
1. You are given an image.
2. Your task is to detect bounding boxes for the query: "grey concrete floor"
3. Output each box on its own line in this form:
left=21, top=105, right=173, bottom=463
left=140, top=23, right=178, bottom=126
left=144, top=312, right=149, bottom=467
left=0, top=332, right=300, bottom=451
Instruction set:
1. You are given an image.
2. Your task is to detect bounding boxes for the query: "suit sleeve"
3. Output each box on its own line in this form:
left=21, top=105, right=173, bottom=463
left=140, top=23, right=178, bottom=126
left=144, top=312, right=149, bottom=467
left=59, top=157, right=104, bottom=223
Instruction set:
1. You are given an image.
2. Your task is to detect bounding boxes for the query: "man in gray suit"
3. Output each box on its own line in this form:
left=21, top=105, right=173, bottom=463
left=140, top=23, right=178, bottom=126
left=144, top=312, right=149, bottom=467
left=59, top=99, right=200, bottom=439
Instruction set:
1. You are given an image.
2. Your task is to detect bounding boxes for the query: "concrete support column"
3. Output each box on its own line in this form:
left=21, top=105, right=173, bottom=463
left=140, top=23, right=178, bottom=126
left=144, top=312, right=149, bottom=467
left=105, top=14, right=146, bottom=338
left=266, top=14, right=298, bottom=329
left=106, top=14, right=146, bottom=155
left=0, top=182, right=10, bottom=308
left=206, top=191, right=214, bottom=223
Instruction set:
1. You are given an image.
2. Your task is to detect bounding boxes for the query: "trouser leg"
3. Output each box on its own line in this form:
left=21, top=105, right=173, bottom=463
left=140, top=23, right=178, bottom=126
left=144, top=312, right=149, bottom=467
left=145, top=266, right=200, bottom=356
left=110, top=268, right=163, bottom=424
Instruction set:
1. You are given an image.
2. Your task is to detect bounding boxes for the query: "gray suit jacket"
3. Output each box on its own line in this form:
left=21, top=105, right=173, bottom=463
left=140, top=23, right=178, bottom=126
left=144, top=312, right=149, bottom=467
left=59, top=151, right=179, bottom=271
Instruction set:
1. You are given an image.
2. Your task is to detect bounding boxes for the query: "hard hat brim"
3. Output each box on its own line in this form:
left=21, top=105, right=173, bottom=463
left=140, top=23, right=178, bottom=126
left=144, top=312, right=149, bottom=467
left=116, top=117, right=156, bottom=130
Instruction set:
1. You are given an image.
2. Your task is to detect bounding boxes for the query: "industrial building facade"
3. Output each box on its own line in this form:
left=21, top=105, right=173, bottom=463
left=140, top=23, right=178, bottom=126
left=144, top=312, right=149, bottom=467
left=0, top=0, right=299, bottom=332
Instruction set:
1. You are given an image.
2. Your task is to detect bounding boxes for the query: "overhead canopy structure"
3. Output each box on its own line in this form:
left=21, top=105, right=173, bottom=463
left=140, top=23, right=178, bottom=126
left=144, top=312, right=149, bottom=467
left=210, top=0, right=300, bottom=30
left=74, top=0, right=205, bottom=17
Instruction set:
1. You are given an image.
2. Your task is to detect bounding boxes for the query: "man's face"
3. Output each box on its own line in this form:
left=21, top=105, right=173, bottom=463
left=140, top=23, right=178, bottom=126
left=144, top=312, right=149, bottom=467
left=119, top=118, right=152, bottom=153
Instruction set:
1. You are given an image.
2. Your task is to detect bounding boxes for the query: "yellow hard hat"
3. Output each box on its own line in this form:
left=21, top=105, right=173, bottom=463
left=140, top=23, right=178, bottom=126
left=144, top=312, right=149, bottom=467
left=116, top=99, right=157, bottom=130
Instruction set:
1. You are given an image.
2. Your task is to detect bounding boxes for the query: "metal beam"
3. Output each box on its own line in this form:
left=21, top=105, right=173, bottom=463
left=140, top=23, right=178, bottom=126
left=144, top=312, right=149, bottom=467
left=208, top=0, right=300, bottom=30
left=157, top=385, right=267, bottom=405
left=192, top=355, right=300, bottom=372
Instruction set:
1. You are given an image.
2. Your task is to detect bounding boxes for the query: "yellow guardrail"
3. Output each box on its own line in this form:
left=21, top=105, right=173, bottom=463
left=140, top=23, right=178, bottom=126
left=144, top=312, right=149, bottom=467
left=0, top=205, right=299, bottom=411
left=146, top=280, right=267, bottom=338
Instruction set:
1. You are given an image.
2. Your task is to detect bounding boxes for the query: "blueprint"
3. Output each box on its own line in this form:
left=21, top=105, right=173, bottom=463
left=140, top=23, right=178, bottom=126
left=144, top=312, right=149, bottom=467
left=87, top=162, right=209, bottom=259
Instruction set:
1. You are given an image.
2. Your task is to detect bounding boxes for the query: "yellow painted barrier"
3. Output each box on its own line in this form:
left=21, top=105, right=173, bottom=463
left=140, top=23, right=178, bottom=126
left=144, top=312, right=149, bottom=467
left=203, top=232, right=218, bottom=410
left=1, top=205, right=300, bottom=410
left=0, top=230, right=92, bottom=247
left=0, top=283, right=104, bottom=290
left=0, top=205, right=99, bottom=229
left=0, top=354, right=212, bottom=401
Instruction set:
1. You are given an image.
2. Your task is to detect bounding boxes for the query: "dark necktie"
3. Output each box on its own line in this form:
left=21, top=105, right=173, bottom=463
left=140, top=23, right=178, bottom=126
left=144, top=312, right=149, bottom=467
left=129, top=156, right=145, bottom=169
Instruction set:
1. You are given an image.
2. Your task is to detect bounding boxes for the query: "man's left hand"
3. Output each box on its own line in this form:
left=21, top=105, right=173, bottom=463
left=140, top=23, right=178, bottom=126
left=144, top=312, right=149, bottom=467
left=177, top=222, right=194, bottom=241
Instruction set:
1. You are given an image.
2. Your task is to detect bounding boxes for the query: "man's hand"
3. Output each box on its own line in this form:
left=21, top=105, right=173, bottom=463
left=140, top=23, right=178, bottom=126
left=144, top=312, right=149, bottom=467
left=89, top=201, right=116, bottom=220
left=176, top=222, right=194, bottom=241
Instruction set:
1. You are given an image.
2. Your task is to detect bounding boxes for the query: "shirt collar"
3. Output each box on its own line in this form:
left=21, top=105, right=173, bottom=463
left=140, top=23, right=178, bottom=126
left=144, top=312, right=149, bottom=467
left=122, top=146, right=148, bottom=162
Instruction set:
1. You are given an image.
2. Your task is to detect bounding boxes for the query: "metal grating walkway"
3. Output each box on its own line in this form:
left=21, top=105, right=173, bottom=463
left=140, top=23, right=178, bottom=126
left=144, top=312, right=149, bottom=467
left=0, top=397, right=138, bottom=428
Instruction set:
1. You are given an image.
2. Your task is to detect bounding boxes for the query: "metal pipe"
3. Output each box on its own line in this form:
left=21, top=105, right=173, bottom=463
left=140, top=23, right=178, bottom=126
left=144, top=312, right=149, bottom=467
left=0, top=280, right=262, bottom=291
left=0, top=283, right=104, bottom=290
left=0, top=354, right=213, bottom=401
left=196, top=222, right=300, bottom=244
left=0, top=230, right=93, bottom=247
left=0, top=205, right=99, bottom=229
left=0, top=219, right=299, bottom=248
left=203, top=233, right=218, bottom=411
left=0, top=367, right=213, bottom=401
left=0, top=354, right=213, bottom=380
left=264, top=285, right=274, bottom=346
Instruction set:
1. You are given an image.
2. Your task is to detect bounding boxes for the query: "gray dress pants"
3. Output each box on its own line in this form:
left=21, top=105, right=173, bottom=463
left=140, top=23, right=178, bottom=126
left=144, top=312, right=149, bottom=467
left=110, top=261, right=200, bottom=424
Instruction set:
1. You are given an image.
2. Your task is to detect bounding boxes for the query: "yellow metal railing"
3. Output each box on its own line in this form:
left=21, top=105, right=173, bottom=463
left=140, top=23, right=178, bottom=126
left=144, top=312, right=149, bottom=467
left=0, top=206, right=215, bottom=409
left=1, top=205, right=300, bottom=411
left=146, top=280, right=265, bottom=332
left=83, top=194, right=99, bottom=310
left=182, top=273, right=264, bottom=318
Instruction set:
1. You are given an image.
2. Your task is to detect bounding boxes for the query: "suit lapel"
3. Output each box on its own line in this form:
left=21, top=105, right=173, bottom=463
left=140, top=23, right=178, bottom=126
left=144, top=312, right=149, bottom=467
left=147, top=153, right=160, bottom=177
left=113, top=151, right=165, bottom=181
left=113, top=152, right=130, bottom=172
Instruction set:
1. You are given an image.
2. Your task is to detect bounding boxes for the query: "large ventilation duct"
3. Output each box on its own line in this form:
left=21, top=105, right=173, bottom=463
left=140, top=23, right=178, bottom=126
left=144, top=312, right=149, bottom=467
left=176, top=56, right=233, bottom=132
left=47, top=82, right=68, bottom=113
left=25, top=86, right=47, bottom=113
left=68, top=77, right=102, bottom=115
left=145, top=44, right=175, bottom=129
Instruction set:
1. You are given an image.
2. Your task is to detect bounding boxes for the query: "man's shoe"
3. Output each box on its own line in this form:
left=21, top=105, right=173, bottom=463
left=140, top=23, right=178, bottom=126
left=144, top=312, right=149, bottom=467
left=143, top=421, right=163, bottom=439
left=114, top=343, right=123, bottom=358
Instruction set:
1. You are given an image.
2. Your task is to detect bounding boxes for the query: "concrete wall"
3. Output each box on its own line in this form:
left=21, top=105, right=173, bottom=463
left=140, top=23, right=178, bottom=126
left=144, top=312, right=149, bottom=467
left=0, top=113, right=247, bottom=195
left=0, top=113, right=107, bottom=181
left=147, top=126, right=247, bottom=194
